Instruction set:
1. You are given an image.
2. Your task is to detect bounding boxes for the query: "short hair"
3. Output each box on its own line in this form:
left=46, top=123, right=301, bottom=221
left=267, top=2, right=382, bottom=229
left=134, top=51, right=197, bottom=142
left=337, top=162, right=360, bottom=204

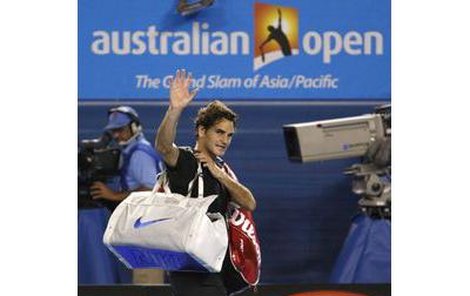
left=194, top=100, right=238, bottom=134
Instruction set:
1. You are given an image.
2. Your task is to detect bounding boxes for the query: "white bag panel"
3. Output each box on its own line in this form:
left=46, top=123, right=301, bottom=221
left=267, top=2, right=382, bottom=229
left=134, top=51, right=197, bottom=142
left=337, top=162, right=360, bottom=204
left=186, top=212, right=228, bottom=272
left=103, top=189, right=228, bottom=272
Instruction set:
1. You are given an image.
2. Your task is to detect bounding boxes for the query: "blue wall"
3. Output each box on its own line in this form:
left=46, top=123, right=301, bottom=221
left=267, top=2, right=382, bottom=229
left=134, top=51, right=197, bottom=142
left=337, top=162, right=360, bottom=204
left=78, top=100, right=387, bottom=283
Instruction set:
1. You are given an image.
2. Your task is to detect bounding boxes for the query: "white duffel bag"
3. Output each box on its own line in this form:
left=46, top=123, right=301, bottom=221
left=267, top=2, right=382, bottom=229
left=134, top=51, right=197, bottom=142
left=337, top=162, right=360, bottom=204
left=103, top=164, right=228, bottom=272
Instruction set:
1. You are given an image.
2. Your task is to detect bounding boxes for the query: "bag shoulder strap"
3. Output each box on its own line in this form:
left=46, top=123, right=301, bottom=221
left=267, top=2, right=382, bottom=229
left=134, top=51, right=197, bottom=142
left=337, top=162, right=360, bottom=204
left=152, top=147, right=204, bottom=199
left=187, top=161, right=204, bottom=199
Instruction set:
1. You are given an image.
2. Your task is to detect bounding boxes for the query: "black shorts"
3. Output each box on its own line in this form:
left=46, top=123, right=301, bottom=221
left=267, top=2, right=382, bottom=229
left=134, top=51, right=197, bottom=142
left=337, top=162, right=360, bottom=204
left=169, top=271, right=227, bottom=296
left=169, top=254, right=249, bottom=296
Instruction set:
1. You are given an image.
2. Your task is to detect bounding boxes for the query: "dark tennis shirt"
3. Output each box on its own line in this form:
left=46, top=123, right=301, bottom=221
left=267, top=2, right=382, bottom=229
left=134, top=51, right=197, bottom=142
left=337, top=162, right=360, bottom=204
left=166, top=147, right=229, bottom=215
left=166, top=148, right=247, bottom=295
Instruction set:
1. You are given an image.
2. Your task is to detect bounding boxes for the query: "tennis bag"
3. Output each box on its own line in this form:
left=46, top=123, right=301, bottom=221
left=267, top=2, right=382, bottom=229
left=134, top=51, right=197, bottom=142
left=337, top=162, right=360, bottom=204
left=223, top=163, right=262, bottom=287
left=102, top=165, right=228, bottom=272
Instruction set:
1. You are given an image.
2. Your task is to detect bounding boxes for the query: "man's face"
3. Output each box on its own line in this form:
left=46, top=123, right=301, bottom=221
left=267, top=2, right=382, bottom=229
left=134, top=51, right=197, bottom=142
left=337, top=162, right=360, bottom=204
left=198, top=118, right=235, bottom=158
left=110, top=125, right=133, bottom=145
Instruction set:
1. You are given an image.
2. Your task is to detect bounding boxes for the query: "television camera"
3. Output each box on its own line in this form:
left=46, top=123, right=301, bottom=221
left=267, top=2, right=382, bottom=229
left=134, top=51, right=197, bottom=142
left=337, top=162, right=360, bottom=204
left=283, top=104, right=391, bottom=218
left=78, top=132, right=121, bottom=209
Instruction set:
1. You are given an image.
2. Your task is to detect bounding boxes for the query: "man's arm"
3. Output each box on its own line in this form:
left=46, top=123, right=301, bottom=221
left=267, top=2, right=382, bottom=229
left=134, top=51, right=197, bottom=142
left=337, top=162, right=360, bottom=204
left=194, top=151, right=256, bottom=211
left=155, top=69, right=198, bottom=167
left=89, top=148, right=158, bottom=202
left=219, top=173, right=257, bottom=211
left=277, top=8, right=282, bottom=29
left=90, top=182, right=151, bottom=202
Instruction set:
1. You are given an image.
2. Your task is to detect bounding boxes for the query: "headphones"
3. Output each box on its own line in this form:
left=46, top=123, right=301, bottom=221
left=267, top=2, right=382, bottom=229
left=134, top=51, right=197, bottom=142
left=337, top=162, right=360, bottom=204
left=108, top=106, right=142, bottom=135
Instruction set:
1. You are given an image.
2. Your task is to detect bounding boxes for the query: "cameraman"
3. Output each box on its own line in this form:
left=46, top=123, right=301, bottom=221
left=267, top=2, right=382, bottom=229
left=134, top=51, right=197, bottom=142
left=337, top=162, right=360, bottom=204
left=86, top=106, right=164, bottom=285
left=89, top=106, right=163, bottom=205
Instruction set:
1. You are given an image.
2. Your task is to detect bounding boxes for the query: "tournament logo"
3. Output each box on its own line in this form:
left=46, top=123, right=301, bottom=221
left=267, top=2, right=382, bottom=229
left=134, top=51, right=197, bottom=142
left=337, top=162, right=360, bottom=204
left=254, top=2, right=299, bottom=71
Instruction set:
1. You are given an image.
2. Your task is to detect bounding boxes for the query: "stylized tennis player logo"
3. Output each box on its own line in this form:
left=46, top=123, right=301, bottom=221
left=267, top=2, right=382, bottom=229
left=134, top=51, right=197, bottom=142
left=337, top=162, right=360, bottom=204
left=254, top=3, right=299, bottom=71
left=259, top=8, right=292, bottom=60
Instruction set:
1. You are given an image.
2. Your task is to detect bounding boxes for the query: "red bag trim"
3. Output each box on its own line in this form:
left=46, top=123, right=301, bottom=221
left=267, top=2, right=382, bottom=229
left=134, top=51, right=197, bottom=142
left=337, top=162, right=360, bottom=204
left=223, top=163, right=262, bottom=286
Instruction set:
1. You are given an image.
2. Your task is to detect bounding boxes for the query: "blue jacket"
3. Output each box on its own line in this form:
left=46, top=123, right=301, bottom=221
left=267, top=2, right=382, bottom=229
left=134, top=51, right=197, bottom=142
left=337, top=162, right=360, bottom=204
left=119, top=134, right=163, bottom=191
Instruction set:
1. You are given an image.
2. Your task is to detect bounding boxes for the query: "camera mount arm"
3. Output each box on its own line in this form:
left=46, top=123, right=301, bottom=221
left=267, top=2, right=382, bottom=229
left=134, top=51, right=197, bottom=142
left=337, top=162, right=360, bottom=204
left=344, top=162, right=391, bottom=218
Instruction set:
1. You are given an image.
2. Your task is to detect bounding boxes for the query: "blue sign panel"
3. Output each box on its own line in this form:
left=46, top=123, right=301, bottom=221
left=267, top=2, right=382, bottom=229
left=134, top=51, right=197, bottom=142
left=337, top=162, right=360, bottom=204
left=79, top=0, right=390, bottom=100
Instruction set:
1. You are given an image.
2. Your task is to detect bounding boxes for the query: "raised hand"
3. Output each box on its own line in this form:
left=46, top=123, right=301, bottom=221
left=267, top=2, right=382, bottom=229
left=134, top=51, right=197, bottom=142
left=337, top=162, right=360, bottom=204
left=169, top=69, right=198, bottom=109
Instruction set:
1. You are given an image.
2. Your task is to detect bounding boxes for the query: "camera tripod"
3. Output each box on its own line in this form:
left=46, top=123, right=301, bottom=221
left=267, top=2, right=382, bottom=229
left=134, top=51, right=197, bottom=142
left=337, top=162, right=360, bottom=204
left=345, top=163, right=391, bottom=219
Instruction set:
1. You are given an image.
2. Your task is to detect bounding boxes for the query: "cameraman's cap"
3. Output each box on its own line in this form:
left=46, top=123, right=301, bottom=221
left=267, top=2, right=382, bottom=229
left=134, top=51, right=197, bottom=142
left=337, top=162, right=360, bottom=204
left=105, top=111, right=132, bottom=130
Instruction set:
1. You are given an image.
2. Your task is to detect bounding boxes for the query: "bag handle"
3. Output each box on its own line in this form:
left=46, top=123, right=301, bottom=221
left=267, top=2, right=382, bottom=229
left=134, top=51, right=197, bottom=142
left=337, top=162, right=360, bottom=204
left=186, top=161, right=204, bottom=199
left=151, top=171, right=171, bottom=194
left=152, top=160, right=204, bottom=199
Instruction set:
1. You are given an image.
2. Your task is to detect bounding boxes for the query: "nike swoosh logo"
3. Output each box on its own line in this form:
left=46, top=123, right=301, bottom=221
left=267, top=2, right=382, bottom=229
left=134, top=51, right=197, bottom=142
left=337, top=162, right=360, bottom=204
left=133, top=217, right=174, bottom=229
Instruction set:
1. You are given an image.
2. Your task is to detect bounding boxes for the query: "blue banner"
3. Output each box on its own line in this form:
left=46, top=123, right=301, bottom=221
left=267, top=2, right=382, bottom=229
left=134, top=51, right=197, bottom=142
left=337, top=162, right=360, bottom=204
left=79, top=0, right=390, bottom=100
